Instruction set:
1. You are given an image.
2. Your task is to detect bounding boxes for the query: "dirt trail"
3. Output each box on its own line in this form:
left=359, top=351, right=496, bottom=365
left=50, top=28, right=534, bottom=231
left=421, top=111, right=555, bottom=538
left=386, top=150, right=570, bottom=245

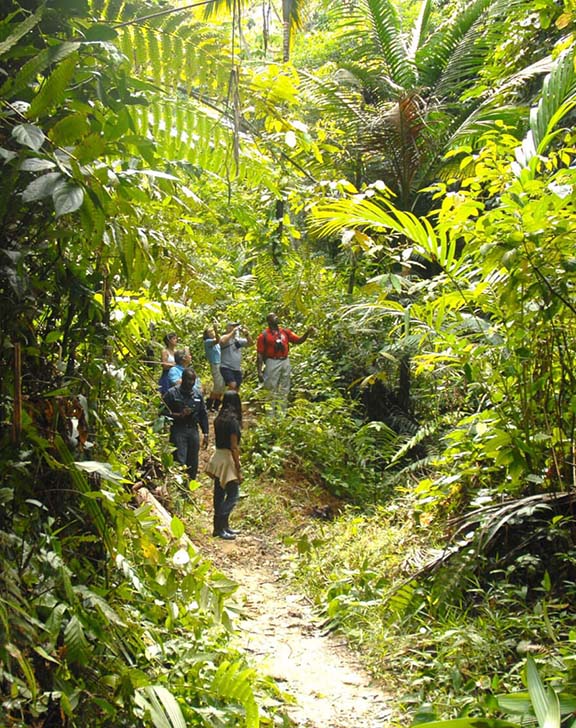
left=191, top=416, right=392, bottom=728
left=200, top=533, right=391, bottom=727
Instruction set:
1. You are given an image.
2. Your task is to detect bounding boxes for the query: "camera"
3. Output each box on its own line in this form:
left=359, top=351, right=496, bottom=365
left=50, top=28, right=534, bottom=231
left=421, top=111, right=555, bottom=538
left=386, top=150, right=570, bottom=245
left=274, top=337, right=283, bottom=351
left=231, top=322, right=241, bottom=328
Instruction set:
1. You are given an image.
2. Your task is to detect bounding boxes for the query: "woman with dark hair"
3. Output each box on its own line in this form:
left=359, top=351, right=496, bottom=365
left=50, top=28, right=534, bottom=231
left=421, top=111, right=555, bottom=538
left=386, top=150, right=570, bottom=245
left=203, top=326, right=225, bottom=411
left=158, top=332, right=178, bottom=395
left=205, top=390, right=243, bottom=540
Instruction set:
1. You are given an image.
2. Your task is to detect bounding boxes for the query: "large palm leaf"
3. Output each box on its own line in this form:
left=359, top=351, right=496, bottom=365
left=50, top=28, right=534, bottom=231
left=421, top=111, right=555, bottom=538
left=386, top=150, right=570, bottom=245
left=418, top=0, right=493, bottom=92
left=330, top=0, right=416, bottom=92
left=85, top=0, right=282, bottom=189
left=305, top=0, right=554, bottom=209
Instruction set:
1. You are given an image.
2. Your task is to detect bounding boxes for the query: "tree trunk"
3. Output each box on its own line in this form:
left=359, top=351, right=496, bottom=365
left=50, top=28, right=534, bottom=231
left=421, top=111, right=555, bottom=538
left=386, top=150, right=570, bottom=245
left=282, top=0, right=291, bottom=62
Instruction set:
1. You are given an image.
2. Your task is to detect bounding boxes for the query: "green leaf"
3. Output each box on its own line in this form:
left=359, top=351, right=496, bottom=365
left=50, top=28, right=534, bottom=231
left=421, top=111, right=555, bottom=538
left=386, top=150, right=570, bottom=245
left=6, top=643, right=38, bottom=701
left=21, top=172, right=64, bottom=202
left=33, top=645, right=61, bottom=665
left=0, top=6, right=43, bottom=58
left=12, top=123, right=46, bottom=151
left=74, top=585, right=126, bottom=627
left=19, top=157, right=56, bottom=171
left=1, top=41, right=80, bottom=98
left=45, top=330, right=62, bottom=343
left=64, top=615, right=90, bottom=665
left=74, top=132, right=107, bottom=164
left=527, top=656, right=555, bottom=728
left=134, top=685, right=187, bottom=728
left=72, top=460, right=126, bottom=482
left=0, top=488, right=14, bottom=504
left=170, top=516, right=185, bottom=539
left=28, top=54, right=78, bottom=119
left=0, top=147, right=18, bottom=162
left=50, top=113, right=91, bottom=146
left=542, top=692, right=561, bottom=728
left=83, top=24, right=118, bottom=41
left=211, top=660, right=260, bottom=728
left=53, top=181, right=84, bottom=217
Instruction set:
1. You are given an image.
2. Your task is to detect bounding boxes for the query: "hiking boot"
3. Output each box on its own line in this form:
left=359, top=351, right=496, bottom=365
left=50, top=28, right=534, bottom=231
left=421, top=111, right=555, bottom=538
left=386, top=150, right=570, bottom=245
left=223, top=515, right=240, bottom=535
left=214, top=530, right=236, bottom=540
left=213, top=514, right=236, bottom=539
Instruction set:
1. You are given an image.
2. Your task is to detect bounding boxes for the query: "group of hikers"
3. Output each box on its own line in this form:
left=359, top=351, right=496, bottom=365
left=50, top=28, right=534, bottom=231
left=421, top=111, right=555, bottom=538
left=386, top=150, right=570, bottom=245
left=155, top=313, right=315, bottom=540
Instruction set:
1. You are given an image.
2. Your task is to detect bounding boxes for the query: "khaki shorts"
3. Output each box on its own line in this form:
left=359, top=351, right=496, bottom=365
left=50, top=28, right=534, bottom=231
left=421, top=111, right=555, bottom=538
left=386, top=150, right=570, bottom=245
left=210, top=362, right=226, bottom=394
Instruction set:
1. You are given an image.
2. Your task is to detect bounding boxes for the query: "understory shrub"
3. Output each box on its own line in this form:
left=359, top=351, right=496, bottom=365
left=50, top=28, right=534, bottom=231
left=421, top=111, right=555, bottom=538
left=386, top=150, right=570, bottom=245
left=245, top=395, right=400, bottom=502
left=292, top=501, right=576, bottom=722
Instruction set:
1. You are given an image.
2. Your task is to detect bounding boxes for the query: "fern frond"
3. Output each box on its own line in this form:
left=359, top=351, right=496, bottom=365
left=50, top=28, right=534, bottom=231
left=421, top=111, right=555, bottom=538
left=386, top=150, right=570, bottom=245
left=389, top=421, right=435, bottom=465
left=211, top=660, right=259, bottom=728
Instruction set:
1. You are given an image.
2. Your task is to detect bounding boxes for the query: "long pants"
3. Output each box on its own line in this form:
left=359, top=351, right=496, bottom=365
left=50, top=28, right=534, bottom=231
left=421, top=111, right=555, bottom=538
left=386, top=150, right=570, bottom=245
left=263, top=357, right=291, bottom=415
left=213, top=478, right=239, bottom=524
left=170, top=425, right=200, bottom=479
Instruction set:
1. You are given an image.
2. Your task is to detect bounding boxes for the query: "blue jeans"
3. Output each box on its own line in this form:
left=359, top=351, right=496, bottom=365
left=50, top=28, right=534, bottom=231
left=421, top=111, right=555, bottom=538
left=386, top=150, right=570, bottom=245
left=213, top=478, right=239, bottom=519
left=170, top=425, right=200, bottom=479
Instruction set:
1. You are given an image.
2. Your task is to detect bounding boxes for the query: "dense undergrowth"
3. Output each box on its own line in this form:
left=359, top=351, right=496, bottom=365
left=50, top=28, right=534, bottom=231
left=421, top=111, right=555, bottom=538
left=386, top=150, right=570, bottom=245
left=2, top=0, right=576, bottom=725
left=284, top=500, right=576, bottom=723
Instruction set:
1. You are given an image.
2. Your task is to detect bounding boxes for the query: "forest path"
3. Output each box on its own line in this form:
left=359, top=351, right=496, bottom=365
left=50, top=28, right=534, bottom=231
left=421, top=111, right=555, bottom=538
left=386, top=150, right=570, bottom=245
left=187, top=412, right=392, bottom=728
left=196, top=531, right=392, bottom=728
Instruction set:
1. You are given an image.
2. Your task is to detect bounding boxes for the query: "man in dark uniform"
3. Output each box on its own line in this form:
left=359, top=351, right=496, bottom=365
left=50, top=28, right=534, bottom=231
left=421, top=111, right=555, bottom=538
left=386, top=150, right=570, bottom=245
left=163, top=368, right=209, bottom=480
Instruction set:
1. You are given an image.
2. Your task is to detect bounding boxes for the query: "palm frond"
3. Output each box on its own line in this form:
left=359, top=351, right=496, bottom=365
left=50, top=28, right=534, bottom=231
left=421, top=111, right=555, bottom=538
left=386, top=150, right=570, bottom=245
left=361, top=0, right=416, bottom=89
left=530, top=45, right=576, bottom=154
left=431, top=0, right=531, bottom=99
left=408, top=0, right=432, bottom=60
left=327, top=0, right=416, bottom=91
left=418, top=0, right=493, bottom=92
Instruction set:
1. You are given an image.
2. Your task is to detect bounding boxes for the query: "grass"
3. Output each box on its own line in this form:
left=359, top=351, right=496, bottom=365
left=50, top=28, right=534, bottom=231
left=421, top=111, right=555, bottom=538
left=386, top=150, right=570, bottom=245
left=284, top=498, right=576, bottom=724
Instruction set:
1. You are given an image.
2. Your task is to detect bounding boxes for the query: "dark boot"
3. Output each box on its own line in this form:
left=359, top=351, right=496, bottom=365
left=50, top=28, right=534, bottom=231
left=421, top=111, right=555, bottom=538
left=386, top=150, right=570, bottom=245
left=213, top=514, right=235, bottom=539
left=223, top=514, right=240, bottom=535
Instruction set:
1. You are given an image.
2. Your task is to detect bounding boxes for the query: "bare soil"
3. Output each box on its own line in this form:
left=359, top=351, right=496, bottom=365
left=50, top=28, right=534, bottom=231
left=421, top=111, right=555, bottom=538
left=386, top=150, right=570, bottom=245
left=185, top=413, right=392, bottom=728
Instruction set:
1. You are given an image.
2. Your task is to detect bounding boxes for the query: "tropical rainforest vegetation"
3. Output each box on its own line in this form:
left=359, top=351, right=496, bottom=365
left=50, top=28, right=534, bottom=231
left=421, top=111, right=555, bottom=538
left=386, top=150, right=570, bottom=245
left=1, top=0, right=576, bottom=725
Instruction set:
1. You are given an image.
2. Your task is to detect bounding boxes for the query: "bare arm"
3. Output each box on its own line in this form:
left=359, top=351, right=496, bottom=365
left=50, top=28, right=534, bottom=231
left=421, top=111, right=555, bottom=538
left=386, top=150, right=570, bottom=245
left=229, top=432, right=242, bottom=482
left=161, top=348, right=173, bottom=370
left=256, top=351, right=265, bottom=381
left=219, top=328, right=237, bottom=346
left=294, top=326, right=316, bottom=345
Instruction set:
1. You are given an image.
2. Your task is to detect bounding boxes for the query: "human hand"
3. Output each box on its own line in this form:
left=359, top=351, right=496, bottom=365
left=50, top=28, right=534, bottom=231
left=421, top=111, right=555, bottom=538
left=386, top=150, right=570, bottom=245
left=202, top=434, right=209, bottom=449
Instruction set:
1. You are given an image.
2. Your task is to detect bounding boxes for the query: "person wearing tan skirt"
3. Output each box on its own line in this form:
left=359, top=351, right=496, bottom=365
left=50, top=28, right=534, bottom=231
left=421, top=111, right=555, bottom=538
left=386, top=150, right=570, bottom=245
left=205, top=391, right=243, bottom=539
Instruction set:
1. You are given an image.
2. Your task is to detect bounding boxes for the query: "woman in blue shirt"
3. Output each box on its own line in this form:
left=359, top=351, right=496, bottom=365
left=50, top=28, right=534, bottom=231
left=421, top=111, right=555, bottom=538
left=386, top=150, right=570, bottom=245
left=203, top=327, right=225, bottom=411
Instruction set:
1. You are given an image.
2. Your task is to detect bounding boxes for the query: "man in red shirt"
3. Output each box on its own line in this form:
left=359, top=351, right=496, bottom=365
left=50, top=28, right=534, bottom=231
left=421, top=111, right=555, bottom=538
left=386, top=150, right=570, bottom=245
left=256, top=312, right=315, bottom=414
